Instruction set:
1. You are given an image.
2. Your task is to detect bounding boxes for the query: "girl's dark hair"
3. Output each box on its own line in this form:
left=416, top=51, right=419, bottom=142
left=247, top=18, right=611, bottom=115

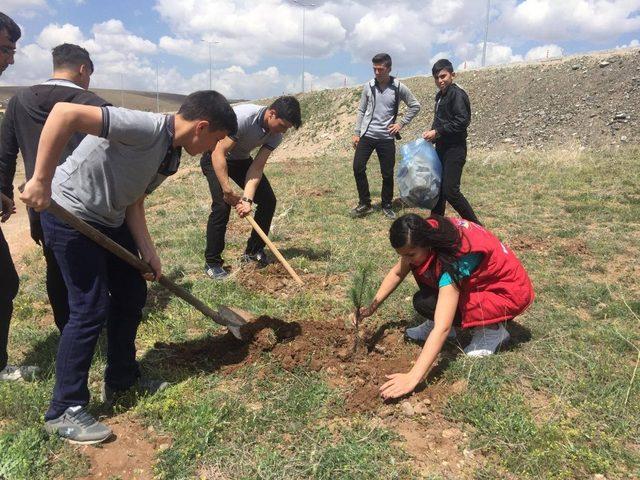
left=390, top=213, right=463, bottom=285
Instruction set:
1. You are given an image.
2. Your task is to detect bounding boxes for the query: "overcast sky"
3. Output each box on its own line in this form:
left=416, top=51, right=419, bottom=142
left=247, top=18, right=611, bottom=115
left=1, top=0, right=639, bottom=99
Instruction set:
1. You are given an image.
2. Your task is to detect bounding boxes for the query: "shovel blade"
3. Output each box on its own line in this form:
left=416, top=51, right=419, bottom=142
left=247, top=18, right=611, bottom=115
left=218, top=305, right=253, bottom=341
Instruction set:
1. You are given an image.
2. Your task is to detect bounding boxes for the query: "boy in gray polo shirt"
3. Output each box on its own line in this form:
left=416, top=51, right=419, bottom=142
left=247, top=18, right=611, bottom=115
left=352, top=53, right=420, bottom=219
left=200, top=95, right=302, bottom=279
left=21, top=91, right=237, bottom=445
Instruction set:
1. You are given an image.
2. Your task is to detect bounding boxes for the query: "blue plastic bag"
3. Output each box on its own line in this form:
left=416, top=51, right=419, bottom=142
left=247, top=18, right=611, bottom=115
left=396, top=138, right=442, bottom=209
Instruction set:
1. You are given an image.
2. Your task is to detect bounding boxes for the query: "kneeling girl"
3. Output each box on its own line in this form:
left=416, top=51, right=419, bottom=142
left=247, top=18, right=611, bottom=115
left=357, top=214, right=534, bottom=399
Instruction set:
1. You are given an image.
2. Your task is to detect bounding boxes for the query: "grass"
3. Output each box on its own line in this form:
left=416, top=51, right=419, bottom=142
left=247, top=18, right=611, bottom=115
left=0, top=145, right=639, bottom=479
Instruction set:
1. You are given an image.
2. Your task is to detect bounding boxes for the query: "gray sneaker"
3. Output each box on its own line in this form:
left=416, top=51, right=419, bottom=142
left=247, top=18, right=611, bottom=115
left=0, top=365, right=39, bottom=381
left=44, top=406, right=112, bottom=445
left=101, top=376, right=170, bottom=407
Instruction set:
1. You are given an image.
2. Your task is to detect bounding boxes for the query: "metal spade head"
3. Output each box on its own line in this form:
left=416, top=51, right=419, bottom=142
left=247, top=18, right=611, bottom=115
left=218, top=305, right=251, bottom=341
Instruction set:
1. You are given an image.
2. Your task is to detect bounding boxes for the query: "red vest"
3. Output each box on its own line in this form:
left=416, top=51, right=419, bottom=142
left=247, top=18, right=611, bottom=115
left=412, top=217, right=534, bottom=328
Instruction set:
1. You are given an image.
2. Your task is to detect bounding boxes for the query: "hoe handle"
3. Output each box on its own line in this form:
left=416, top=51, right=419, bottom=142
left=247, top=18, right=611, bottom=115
left=244, top=215, right=303, bottom=286
left=44, top=199, right=234, bottom=328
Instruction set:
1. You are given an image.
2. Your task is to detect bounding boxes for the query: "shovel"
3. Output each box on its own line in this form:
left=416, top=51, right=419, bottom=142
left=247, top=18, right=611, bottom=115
left=32, top=194, right=248, bottom=340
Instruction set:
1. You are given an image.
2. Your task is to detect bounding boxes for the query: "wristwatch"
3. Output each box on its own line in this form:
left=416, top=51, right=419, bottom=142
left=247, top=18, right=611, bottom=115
left=241, top=197, right=253, bottom=204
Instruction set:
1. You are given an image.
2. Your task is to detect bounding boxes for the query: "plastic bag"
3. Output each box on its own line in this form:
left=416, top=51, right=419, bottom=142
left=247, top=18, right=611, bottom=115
left=396, top=138, right=442, bottom=209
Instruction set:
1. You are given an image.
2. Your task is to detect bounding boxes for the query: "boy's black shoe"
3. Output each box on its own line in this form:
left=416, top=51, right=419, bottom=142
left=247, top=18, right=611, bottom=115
left=205, top=262, right=229, bottom=280
left=101, top=376, right=170, bottom=407
left=382, top=205, right=396, bottom=219
left=240, top=248, right=271, bottom=268
left=350, top=203, right=374, bottom=218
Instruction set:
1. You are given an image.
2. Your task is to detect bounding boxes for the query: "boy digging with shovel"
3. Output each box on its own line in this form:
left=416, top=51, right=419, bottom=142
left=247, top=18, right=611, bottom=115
left=21, top=91, right=237, bottom=445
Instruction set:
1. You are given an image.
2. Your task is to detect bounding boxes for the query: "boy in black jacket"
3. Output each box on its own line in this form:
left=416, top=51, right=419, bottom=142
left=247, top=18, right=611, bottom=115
left=422, top=59, right=480, bottom=225
left=0, top=43, right=109, bottom=339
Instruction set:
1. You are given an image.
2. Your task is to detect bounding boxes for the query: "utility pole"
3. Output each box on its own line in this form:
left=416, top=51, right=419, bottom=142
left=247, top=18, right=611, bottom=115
left=202, top=39, right=221, bottom=90
left=481, top=0, right=491, bottom=67
left=292, top=0, right=315, bottom=93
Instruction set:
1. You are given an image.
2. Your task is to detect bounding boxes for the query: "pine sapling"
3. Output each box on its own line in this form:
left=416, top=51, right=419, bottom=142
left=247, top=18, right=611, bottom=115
left=347, top=262, right=376, bottom=356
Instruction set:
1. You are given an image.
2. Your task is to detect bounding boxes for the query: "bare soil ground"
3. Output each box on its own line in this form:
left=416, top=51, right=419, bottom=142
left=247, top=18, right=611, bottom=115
left=77, top=414, right=169, bottom=480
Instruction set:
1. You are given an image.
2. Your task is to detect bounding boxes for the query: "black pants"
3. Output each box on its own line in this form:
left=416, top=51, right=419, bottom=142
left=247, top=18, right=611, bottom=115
left=201, top=154, right=277, bottom=265
left=431, top=142, right=480, bottom=224
left=413, top=285, right=461, bottom=326
left=30, top=209, right=69, bottom=332
left=0, top=226, right=19, bottom=371
left=353, top=136, right=396, bottom=207
left=41, top=212, right=147, bottom=420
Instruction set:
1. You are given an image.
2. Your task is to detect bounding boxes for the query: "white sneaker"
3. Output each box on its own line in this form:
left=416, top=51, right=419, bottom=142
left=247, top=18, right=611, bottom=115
left=0, top=365, right=40, bottom=381
left=405, top=320, right=457, bottom=342
left=464, top=324, right=510, bottom=357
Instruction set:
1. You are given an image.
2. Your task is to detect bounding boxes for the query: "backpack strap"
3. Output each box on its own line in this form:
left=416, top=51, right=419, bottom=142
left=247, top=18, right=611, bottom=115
left=391, top=77, right=400, bottom=123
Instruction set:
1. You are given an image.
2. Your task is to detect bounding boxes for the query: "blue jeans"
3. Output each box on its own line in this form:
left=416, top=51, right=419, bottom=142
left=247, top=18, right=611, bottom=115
left=41, top=212, right=147, bottom=420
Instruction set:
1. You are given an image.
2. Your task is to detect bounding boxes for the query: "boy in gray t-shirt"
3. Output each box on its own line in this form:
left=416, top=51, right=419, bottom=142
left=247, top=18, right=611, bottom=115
left=20, top=91, right=237, bottom=445
left=351, top=53, right=420, bottom=220
left=200, top=96, right=302, bottom=280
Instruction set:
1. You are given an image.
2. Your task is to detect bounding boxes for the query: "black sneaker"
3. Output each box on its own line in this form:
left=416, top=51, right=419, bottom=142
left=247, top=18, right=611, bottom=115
left=382, top=205, right=396, bottom=219
left=101, top=377, right=170, bottom=407
left=205, top=262, right=228, bottom=280
left=350, top=203, right=374, bottom=218
left=240, top=248, right=270, bottom=268
left=44, top=406, right=112, bottom=445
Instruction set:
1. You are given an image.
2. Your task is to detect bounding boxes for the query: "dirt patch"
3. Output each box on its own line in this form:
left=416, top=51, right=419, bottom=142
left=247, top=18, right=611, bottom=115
left=389, top=415, right=482, bottom=479
left=153, top=315, right=465, bottom=414
left=235, top=263, right=344, bottom=299
left=77, top=414, right=168, bottom=480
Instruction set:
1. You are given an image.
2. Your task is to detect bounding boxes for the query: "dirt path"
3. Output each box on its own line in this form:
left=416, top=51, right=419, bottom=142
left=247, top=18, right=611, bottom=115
left=77, top=414, right=168, bottom=480
left=2, top=195, right=36, bottom=264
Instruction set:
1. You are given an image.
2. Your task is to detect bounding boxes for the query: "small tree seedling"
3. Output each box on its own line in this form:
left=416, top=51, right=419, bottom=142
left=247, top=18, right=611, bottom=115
left=347, top=261, right=376, bottom=357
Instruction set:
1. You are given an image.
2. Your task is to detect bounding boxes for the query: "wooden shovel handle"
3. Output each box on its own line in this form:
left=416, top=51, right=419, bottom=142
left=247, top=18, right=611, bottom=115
left=244, top=215, right=304, bottom=286
left=44, top=199, right=242, bottom=328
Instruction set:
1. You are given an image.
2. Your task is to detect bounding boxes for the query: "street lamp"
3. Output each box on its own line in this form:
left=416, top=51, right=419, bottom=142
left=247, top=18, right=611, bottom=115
left=481, top=0, right=491, bottom=67
left=202, top=39, right=221, bottom=90
left=291, top=0, right=315, bottom=93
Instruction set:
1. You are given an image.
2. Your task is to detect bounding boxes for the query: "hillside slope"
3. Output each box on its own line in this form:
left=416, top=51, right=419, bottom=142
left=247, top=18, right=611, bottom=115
left=273, top=48, right=640, bottom=160
left=0, top=87, right=187, bottom=112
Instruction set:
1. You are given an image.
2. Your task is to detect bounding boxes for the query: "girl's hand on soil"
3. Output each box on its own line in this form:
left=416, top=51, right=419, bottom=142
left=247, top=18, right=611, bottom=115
left=358, top=300, right=378, bottom=320
left=379, top=372, right=421, bottom=399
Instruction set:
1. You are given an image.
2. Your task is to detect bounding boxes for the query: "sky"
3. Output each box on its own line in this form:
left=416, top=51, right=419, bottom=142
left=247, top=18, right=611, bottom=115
left=1, top=0, right=639, bottom=100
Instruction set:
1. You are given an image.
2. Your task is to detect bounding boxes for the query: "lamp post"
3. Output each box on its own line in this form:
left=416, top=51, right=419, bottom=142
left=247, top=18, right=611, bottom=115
left=202, top=39, right=221, bottom=90
left=291, top=0, right=315, bottom=93
left=481, top=0, right=491, bottom=67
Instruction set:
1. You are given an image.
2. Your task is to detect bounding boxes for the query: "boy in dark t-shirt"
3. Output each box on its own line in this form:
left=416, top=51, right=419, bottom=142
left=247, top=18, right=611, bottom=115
left=423, top=59, right=480, bottom=225
left=0, top=43, right=110, bottom=338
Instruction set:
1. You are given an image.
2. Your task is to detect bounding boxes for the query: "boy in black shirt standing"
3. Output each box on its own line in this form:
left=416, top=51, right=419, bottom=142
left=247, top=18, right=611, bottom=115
left=0, top=43, right=109, bottom=336
left=423, top=59, right=480, bottom=225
